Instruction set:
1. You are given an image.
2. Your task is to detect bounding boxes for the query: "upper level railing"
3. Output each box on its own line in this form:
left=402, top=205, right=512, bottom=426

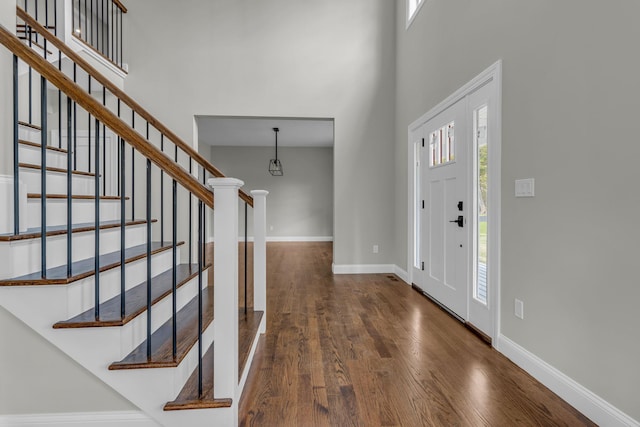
left=71, top=0, right=127, bottom=69
left=19, top=0, right=126, bottom=70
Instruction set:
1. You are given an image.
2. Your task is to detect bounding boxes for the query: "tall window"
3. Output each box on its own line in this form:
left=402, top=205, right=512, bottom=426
left=407, top=0, right=426, bottom=27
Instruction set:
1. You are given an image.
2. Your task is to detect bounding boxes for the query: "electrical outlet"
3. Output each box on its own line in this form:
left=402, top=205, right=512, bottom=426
left=373, top=245, right=379, bottom=254
left=515, top=299, right=524, bottom=319
left=269, top=225, right=274, bottom=231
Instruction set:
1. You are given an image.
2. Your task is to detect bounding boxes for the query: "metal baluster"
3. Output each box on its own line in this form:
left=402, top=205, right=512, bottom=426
left=188, top=158, right=192, bottom=266
left=117, top=99, right=120, bottom=195
left=89, top=0, right=93, bottom=47
left=66, top=97, right=73, bottom=278
left=102, top=87, right=106, bottom=196
left=13, top=55, right=19, bottom=236
left=131, top=111, right=135, bottom=220
left=172, top=173, right=177, bottom=360
left=84, top=0, right=87, bottom=46
left=160, top=135, right=164, bottom=244
left=88, top=76, right=92, bottom=172
left=119, top=8, right=122, bottom=67
left=146, top=158, right=152, bottom=359
left=197, top=200, right=203, bottom=397
left=120, top=135, right=126, bottom=319
left=73, top=64, right=77, bottom=169
left=244, top=202, right=248, bottom=315
left=94, top=118, right=100, bottom=319
left=40, top=76, right=47, bottom=278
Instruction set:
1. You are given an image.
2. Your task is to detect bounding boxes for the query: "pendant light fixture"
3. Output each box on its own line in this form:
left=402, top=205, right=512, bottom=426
left=269, top=127, right=284, bottom=176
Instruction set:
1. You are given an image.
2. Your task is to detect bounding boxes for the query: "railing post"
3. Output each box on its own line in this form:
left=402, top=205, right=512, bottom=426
left=208, top=177, right=242, bottom=424
left=251, top=190, right=268, bottom=333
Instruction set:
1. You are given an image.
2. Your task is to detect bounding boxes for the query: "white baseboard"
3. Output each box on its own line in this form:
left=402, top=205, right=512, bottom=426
left=267, top=236, right=333, bottom=242
left=332, top=263, right=396, bottom=274
left=230, top=236, right=333, bottom=243
left=497, top=335, right=639, bottom=427
left=0, top=411, right=158, bottom=427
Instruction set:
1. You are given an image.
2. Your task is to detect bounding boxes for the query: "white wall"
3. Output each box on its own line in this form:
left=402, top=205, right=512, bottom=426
left=395, top=0, right=640, bottom=420
left=123, top=0, right=396, bottom=266
left=207, top=146, right=333, bottom=239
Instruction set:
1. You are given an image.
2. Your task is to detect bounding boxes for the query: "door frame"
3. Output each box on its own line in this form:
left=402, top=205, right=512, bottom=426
left=407, top=60, right=502, bottom=344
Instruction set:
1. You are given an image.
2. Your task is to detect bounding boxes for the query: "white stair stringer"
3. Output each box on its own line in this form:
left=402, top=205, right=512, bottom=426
left=0, top=267, right=232, bottom=427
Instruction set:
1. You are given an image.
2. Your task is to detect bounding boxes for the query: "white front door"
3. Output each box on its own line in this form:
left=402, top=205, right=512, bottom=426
left=418, top=98, right=468, bottom=319
left=410, top=62, right=502, bottom=342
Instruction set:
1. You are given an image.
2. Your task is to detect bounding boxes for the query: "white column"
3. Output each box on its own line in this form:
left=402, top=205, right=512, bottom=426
left=251, top=190, right=268, bottom=333
left=209, top=177, right=243, bottom=424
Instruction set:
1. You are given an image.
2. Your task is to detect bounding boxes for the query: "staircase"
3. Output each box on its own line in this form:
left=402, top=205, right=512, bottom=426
left=0, top=3, right=267, bottom=426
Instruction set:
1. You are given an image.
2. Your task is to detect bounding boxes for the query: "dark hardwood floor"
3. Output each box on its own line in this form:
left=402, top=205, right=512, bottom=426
left=239, top=242, right=594, bottom=427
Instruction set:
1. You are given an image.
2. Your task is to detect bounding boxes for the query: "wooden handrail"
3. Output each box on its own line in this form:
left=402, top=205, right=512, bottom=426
left=15, top=7, right=253, bottom=207
left=0, top=21, right=213, bottom=208
left=112, top=0, right=128, bottom=13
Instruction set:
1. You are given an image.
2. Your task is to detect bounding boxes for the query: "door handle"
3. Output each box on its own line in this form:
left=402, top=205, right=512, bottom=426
left=449, top=215, right=464, bottom=227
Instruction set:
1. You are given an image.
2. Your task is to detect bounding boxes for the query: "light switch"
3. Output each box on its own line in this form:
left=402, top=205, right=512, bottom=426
left=515, top=178, right=535, bottom=197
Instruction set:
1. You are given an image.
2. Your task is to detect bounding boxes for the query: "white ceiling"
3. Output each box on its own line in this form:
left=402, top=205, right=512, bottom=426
left=196, top=116, right=334, bottom=148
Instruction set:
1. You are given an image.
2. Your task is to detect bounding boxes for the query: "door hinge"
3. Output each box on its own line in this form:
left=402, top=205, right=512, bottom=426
left=422, top=200, right=425, bottom=209
left=422, top=138, right=425, bottom=147
left=421, top=261, right=425, bottom=271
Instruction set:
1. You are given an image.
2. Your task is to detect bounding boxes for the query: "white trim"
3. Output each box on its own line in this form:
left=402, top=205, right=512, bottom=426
left=332, top=264, right=397, bottom=275
left=394, top=265, right=410, bottom=284
left=407, top=60, right=503, bottom=344
left=233, top=236, right=333, bottom=243
left=0, top=411, right=157, bottom=427
left=267, top=236, right=333, bottom=242
left=497, top=335, right=640, bottom=427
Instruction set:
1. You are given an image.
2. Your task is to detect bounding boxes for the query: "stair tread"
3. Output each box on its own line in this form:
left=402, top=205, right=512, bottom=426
left=20, top=162, right=96, bottom=177
left=163, top=344, right=232, bottom=411
left=109, top=285, right=214, bottom=370
left=19, top=139, right=68, bottom=154
left=0, top=218, right=155, bottom=241
left=54, top=263, right=209, bottom=328
left=27, top=193, right=126, bottom=200
left=0, top=241, right=181, bottom=286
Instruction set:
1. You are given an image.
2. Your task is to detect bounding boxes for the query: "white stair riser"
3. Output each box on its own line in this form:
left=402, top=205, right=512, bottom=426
left=19, top=144, right=68, bottom=169
left=20, top=168, right=95, bottom=195
left=64, top=247, right=182, bottom=319
left=18, top=125, right=41, bottom=144
left=27, top=197, right=121, bottom=228
left=0, top=224, right=148, bottom=280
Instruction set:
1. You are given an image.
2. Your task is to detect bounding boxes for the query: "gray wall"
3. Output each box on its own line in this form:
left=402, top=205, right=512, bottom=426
left=207, top=146, right=333, bottom=239
left=395, top=0, right=640, bottom=419
left=124, top=0, right=397, bottom=265
left=0, top=307, right=135, bottom=414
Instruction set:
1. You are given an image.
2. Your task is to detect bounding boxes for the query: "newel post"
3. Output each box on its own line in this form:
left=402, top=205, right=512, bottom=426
left=208, top=177, right=243, bottom=420
left=251, top=190, right=268, bottom=333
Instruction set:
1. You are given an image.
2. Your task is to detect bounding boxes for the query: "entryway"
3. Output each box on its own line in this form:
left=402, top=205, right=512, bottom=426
left=408, top=61, right=502, bottom=342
